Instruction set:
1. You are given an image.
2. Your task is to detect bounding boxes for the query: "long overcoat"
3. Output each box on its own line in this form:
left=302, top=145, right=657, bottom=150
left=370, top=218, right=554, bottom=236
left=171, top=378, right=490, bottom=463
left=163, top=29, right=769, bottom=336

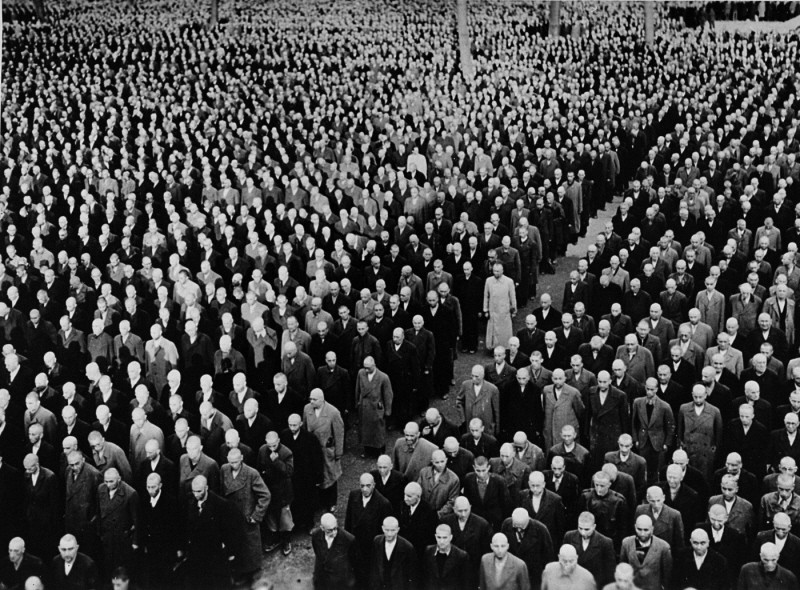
left=97, top=481, right=139, bottom=573
left=221, top=462, right=271, bottom=575
left=356, top=368, right=394, bottom=448
left=483, top=275, right=517, bottom=348
left=304, top=402, right=345, bottom=489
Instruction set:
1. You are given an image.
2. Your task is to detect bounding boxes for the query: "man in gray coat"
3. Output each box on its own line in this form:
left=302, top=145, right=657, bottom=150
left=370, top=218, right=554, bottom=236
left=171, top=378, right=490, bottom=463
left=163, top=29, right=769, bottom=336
left=619, top=514, right=672, bottom=590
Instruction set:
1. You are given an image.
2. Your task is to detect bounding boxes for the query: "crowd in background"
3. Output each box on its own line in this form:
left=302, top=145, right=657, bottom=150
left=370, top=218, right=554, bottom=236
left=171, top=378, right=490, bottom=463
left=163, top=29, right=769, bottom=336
left=2, top=0, right=800, bottom=589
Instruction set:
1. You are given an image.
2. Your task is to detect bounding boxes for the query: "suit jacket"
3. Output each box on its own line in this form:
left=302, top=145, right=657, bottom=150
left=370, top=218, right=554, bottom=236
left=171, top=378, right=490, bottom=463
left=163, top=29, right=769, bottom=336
left=695, top=289, right=726, bottom=335
left=47, top=553, right=98, bottom=590
left=457, top=380, right=500, bottom=436
left=679, top=321, right=715, bottom=351
left=563, top=529, right=617, bottom=588
left=632, top=396, right=676, bottom=453
left=463, top=472, right=511, bottom=531
left=668, top=338, right=705, bottom=369
left=670, top=547, right=728, bottom=590
left=369, top=535, right=417, bottom=590
left=421, top=543, right=469, bottom=590
left=478, top=551, right=530, bottom=590
left=178, top=452, right=220, bottom=498
left=542, top=383, right=584, bottom=449
left=704, top=346, right=744, bottom=377
left=312, top=528, right=358, bottom=589
left=0, top=552, right=43, bottom=590
left=619, top=535, right=672, bottom=590
left=605, top=450, right=648, bottom=494
left=708, top=494, right=756, bottom=541
left=615, top=345, right=656, bottom=383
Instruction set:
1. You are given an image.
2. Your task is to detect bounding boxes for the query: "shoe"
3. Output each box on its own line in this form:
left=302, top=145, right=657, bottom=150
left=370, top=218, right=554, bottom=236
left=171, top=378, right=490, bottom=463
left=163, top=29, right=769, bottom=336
left=282, top=543, right=292, bottom=556
left=442, top=394, right=449, bottom=401
left=329, top=505, right=337, bottom=513
left=264, top=542, right=281, bottom=553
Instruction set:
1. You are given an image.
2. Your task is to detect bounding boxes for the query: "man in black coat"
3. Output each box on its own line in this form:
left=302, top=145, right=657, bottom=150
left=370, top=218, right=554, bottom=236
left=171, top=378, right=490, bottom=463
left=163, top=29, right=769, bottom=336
left=344, top=473, right=393, bottom=585
left=385, top=329, right=421, bottom=426
left=369, top=517, right=418, bottom=590
left=281, top=414, right=324, bottom=533
left=500, top=508, right=555, bottom=589
left=421, top=523, right=470, bottom=590
left=462, top=457, right=511, bottom=531
left=180, top=475, right=241, bottom=590
left=21, top=454, right=60, bottom=560
left=500, top=367, right=544, bottom=445
left=562, top=511, right=617, bottom=588
left=421, top=292, right=457, bottom=400
left=312, top=513, right=358, bottom=590
left=454, top=263, right=483, bottom=353
left=371, top=455, right=408, bottom=516
left=440, top=496, right=493, bottom=589
left=0, top=537, right=44, bottom=590
left=398, top=483, right=438, bottom=561
left=544, top=456, right=582, bottom=528
left=47, top=534, right=98, bottom=590
left=671, top=528, right=729, bottom=590
left=137, top=473, right=179, bottom=590
left=699, top=505, right=746, bottom=586
left=754, top=511, right=800, bottom=582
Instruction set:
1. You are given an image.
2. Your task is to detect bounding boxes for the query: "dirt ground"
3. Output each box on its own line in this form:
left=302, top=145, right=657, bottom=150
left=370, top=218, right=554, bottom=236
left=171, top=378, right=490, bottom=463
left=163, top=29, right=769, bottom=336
left=258, top=204, right=617, bottom=589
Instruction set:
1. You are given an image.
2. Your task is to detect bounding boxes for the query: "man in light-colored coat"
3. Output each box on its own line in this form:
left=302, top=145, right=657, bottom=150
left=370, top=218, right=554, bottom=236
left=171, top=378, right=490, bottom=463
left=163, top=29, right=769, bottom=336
left=679, top=308, right=716, bottom=351
left=615, top=335, right=655, bottom=384
left=457, top=365, right=501, bottom=436
left=695, top=278, right=726, bottom=336
left=677, top=385, right=723, bottom=480
left=479, top=532, right=531, bottom=590
left=417, top=449, right=460, bottom=518
left=483, top=263, right=518, bottom=350
left=304, top=389, right=345, bottom=510
left=542, top=369, right=585, bottom=450
left=703, top=332, right=744, bottom=376
left=355, top=357, right=393, bottom=454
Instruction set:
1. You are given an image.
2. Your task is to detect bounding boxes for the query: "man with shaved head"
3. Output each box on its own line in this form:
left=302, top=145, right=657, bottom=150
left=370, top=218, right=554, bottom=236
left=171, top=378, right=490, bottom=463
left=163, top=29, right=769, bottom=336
left=478, top=532, right=529, bottom=590
left=398, top=481, right=437, bottom=561
left=311, top=512, right=357, bottom=589
left=671, top=528, right=728, bottom=590
left=385, top=327, right=421, bottom=423
left=739, top=542, right=799, bottom=589
left=440, top=496, right=492, bottom=586
left=634, top=486, right=685, bottom=550
left=63, top=450, right=101, bottom=554
left=562, top=511, right=616, bottom=587
left=754, top=512, right=800, bottom=582
left=0, top=537, right=43, bottom=590
left=392, top=421, right=438, bottom=481
left=257, top=432, right=293, bottom=556
left=222, top=446, right=271, bottom=581
left=137, top=472, right=178, bottom=589
left=97, top=467, right=138, bottom=578
left=420, top=522, right=469, bottom=590
left=178, top=434, right=220, bottom=500
left=21, top=453, right=59, bottom=559
left=500, top=507, right=554, bottom=589
left=281, top=412, right=324, bottom=533
left=181, top=475, right=240, bottom=590
left=586, top=370, right=629, bottom=470
left=417, top=450, right=459, bottom=519
left=620, top=514, right=672, bottom=590
left=540, top=542, right=596, bottom=590
left=542, top=368, right=584, bottom=449
left=344, top=473, right=392, bottom=585
left=49, top=534, right=98, bottom=590
left=369, top=516, right=418, bottom=588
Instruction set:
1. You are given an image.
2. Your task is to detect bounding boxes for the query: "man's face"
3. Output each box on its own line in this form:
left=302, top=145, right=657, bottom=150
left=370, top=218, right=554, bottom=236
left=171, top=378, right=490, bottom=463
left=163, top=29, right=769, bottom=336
left=635, top=521, right=653, bottom=544
left=58, top=539, right=78, bottom=564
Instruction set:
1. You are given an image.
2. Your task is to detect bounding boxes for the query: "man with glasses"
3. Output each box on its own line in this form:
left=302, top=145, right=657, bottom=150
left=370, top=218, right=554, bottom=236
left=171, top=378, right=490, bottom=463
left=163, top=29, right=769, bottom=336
left=311, top=513, right=357, bottom=590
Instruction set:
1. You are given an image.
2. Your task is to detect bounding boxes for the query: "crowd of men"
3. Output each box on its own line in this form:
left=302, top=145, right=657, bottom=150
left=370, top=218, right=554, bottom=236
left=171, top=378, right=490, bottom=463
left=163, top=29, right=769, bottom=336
left=2, top=0, right=800, bottom=588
